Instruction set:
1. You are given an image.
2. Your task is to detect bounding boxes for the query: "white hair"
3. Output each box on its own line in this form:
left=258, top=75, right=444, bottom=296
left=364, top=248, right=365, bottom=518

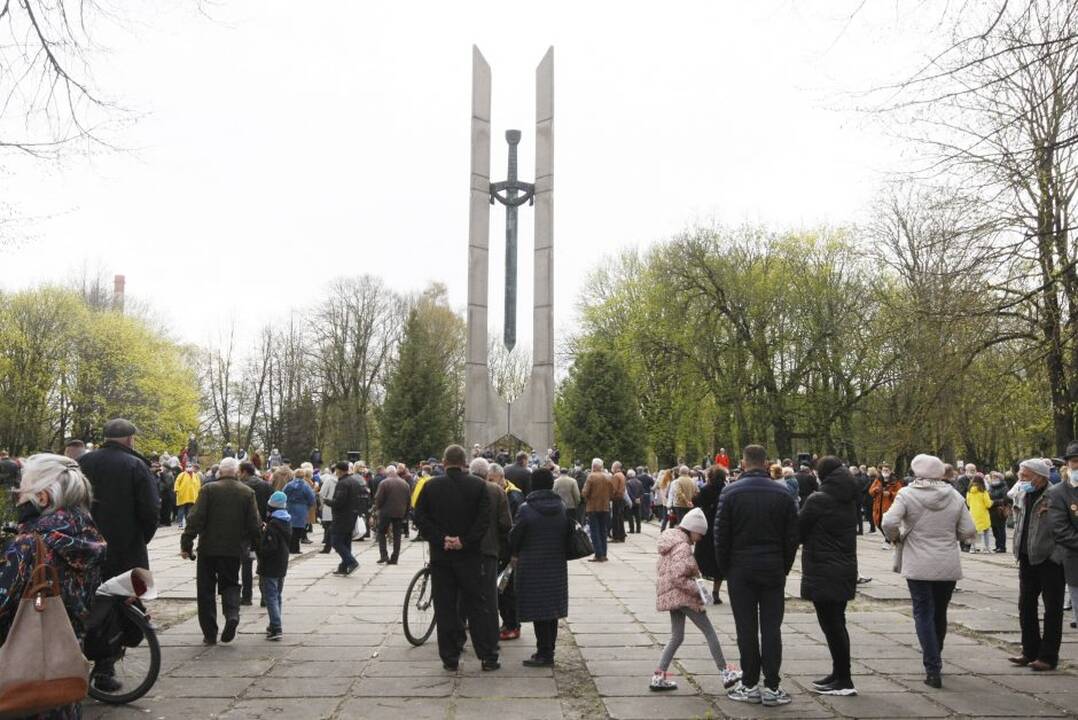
left=19, top=453, right=92, bottom=513
left=218, top=457, right=240, bottom=477
left=470, top=457, right=490, bottom=479
left=627, top=469, right=636, bottom=478
left=489, top=463, right=504, bottom=478
left=591, top=458, right=603, bottom=471
left=679, top=465, right=691, bottom=476
left=384, top=465, right=398, bottom=478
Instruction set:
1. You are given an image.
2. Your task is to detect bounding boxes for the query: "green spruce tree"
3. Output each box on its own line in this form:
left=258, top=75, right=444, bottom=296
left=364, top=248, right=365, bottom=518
left=379, top=308, right=456, bottom=464
left=557, top=348, right=645, bottom=466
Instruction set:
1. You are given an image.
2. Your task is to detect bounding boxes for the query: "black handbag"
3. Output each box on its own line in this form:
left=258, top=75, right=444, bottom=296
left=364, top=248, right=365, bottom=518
left=566, top=518, right=594, bottom=560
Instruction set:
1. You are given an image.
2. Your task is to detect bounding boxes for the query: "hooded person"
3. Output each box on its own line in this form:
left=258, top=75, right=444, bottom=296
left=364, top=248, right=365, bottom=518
left=257, top=491, right=292, bottom=640
left=507, top=468, right=569, bottom=667
left=882, top=454, right=976, bottom=689
left=798, top=456, right=859, bottom=696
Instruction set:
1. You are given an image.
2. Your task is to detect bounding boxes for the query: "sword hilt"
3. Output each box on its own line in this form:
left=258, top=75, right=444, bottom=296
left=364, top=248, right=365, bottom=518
left=505, top=130, right=521, bottom=186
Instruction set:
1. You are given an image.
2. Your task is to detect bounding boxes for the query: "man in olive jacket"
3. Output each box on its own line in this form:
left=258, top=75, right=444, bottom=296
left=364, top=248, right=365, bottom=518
left=181, top=457, right=261, bottom=645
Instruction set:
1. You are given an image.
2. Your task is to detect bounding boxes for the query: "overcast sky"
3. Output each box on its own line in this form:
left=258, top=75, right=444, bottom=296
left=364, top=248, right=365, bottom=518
left=4, top=1, right=937, bottom=351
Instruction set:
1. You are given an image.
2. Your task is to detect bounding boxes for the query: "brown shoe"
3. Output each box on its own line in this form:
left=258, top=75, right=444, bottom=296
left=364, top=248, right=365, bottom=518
left=1029, top=660, right=1056, bottom=672
left=1007, top=655, right=1031, bottom=666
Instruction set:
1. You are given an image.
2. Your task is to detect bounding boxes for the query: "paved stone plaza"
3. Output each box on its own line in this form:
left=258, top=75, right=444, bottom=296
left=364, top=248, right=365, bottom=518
left=85, top=521, right=1077, bottom=720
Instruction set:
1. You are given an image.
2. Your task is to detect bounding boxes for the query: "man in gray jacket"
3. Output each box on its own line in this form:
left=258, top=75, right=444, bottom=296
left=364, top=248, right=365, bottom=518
left=374, top=465, right=410, bottom=564
left=1053, top=444, right=1078, bottom=630
left=1009, top=458, right=1067, bottom=671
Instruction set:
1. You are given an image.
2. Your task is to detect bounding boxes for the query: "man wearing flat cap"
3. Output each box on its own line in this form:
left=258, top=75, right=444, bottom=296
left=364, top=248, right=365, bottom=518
left=79, top=418, right=161, bottom=579
left=1009, top=458, right=1067, bottom=671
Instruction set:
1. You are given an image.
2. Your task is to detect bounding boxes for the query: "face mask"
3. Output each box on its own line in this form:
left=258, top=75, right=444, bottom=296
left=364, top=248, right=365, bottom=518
left=1069, top=469, right=1078, bottom=487
left=17, top=501, right=41, bottom=524
left=1019, top=482, right=1034, bottom=493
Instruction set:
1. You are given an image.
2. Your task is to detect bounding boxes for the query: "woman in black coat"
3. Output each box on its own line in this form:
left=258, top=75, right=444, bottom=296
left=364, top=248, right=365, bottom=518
left=799, top=456, right=859, bottom=696
left=508, top=468, right=569, bottom=667
left=693, top=465, right=726, bottom=603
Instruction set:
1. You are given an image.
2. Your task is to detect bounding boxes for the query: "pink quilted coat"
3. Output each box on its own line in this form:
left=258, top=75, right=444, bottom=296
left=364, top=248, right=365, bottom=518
left=656, top=528, right=703, bottom=612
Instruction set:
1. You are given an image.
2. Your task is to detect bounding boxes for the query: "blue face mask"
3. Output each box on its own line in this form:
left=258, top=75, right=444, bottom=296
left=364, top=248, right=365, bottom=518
left=1069, top=469, right=1078, bottom=485
left=1019, top=482, right=1035, bottom=493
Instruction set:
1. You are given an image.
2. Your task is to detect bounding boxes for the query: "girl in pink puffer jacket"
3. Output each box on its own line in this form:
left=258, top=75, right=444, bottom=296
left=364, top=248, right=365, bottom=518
left=651, top=507, right=741, bottom=691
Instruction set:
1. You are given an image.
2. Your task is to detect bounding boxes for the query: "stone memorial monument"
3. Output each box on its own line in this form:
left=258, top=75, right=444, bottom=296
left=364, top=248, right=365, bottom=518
left=464, top=46, right=554, bottom=459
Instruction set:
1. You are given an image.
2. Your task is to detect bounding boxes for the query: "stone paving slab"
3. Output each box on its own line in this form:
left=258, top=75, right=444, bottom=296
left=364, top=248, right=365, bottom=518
left=84, top=519, right=1078, bottom=719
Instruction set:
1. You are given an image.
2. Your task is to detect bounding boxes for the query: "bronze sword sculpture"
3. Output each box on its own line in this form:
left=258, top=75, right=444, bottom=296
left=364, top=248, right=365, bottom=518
left=489, top=130, right=535, bottom=352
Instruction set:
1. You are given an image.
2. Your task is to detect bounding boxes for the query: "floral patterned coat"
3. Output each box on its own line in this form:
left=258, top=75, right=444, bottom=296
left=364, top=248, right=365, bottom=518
left=0, top=507, right=107, bottom=719
left=656, top=528, right=703, bottom=612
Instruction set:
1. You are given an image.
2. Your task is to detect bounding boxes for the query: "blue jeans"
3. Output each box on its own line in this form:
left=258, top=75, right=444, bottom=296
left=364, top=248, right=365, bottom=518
left=588, top=511, right=610, bottom=559
left=262, top=576, right=284, bottom=630
left=176, top=504, right=191, bottom=527
left=331, top=533, right=356, bottom=571
left=906, top=579, right=955, bottom=675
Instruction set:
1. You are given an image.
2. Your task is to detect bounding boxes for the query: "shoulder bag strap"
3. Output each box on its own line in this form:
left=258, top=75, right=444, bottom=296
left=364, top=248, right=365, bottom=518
left=23, top=533, right=61, bottom=600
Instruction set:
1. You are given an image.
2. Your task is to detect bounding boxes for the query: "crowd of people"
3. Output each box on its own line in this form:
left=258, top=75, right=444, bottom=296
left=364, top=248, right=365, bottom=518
left=1, top=425, right=1077, bottom=717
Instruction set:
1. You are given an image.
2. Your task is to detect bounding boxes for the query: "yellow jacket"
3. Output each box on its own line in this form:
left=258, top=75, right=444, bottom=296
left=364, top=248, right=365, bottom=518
left=410, top=474, right=431, bottom=509
left=966, top=485, right=993, bottom=532
left=175, top=471, right=201, bottom=506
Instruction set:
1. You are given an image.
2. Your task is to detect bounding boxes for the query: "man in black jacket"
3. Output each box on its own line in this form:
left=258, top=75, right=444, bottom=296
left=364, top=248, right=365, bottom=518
left=239, top=461, right=273, bottom=604
left=79, top=419, right=160, bottom=579
left=415, top=444, right=496, bottom=671
left=324, top=461, right=364, bottom=575
left=715, top=444, right=799, bottom=706
left=795, top=463, right=817, bottom=509
left=505, top=451, right=533, bottom=495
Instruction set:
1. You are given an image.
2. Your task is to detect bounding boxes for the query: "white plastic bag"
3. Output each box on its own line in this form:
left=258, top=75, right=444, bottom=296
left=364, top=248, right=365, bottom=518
left=695, top=577, right=712, bottom=606
left=352, top=516, right=367, bottom=540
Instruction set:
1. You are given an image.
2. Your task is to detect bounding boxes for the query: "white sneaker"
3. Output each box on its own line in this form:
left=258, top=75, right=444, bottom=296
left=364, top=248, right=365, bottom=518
left=720, top=668, right=743, bottom=689
left=761, top=686, right=792, bottom=706
left=649, top=671, right=677, bottom=691
left=727, top=683, right=761, bottom=703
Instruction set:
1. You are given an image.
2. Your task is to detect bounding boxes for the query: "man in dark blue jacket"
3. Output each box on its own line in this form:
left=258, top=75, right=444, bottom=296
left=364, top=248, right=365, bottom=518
left=715, top=444, right=799, bottom=706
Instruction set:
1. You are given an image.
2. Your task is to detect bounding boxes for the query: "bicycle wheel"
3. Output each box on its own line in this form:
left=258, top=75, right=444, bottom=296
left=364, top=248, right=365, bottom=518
left=402, top=565, right=436, bottom=646
left=88, top=602, right=161, bottom=705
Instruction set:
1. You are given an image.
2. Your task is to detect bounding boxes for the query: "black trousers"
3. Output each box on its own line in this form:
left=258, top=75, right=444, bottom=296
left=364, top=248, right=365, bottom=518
left=727, top=572, right=785, bottom=690
left=626, top=504, right=641, bottom=533
left=321, top=520, right=333, bottom=550
left=1019, top=554, right=1065, bottom=666
left=534, top=618, right=558, bottom=660
left=196, top=555, right=241, bottom=640
left=378, top=516, right=404, bottom=561
left=241, top=555, right=254, bottom=601
left=611, top=503, right=626, bottom=540
left=159, top=492, right=175, bottom=525
left=499, top=569, right=519, bottom=630
left=813, top=600, right=851, bottom=683
left=430, top=554, right=498, bottom=665
left=861, top=497, right=875, bottom=532
left=990, top=510, right=1007, bottom=551
left=479, top=556, right=500, bottom=653
left=289, top=527, right=303, bottom=554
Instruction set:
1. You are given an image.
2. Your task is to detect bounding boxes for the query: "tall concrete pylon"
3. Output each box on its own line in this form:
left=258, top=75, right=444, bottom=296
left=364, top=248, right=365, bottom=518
left=464, top=46, right=554, bottom=459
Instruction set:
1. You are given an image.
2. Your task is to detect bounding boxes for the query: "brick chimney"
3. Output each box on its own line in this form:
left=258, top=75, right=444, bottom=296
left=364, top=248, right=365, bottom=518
left=112, top=274, right=125, bottom=314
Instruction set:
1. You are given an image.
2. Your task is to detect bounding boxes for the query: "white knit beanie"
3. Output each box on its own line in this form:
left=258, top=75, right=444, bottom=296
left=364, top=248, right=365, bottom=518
left=679, top=507, right=708, bottom=535
left=910, top=453, right=945, bottom=480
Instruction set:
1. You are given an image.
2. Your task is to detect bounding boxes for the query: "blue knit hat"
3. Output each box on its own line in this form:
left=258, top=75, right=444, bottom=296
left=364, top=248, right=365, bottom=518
left=268, top=491, right=287, bottom=508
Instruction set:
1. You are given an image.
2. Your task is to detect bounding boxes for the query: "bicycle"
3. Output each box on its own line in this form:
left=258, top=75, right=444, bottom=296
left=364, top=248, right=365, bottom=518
left=85, top=590, right=159, bottom=702
left=402, top=542, right=436, bottom=646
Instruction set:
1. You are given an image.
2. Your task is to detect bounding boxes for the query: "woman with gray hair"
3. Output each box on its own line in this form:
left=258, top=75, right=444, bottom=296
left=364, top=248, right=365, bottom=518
left=0, top=453, right=107, bottom=717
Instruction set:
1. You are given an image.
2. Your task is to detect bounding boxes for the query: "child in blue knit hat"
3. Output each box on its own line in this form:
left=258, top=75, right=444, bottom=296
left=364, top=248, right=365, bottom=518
left=258, top=491, right=292, bottom=640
